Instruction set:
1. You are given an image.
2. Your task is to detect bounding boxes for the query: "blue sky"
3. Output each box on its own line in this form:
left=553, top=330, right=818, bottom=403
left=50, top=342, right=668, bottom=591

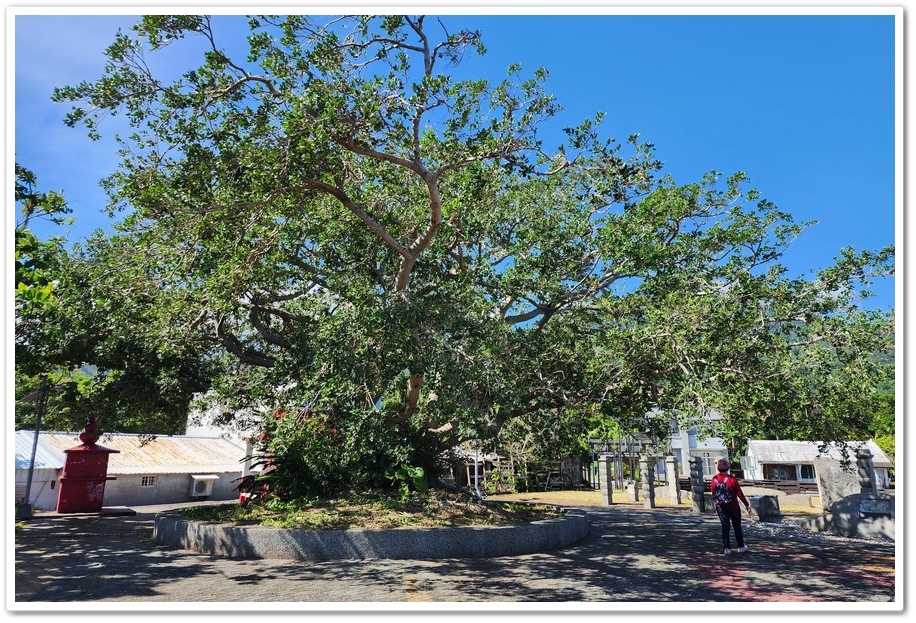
left=11, top=7, right=900, bottom=311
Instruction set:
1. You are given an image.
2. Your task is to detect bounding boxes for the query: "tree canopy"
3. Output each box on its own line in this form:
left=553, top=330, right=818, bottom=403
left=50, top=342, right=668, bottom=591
left=41, top=15, right=894, bottom=495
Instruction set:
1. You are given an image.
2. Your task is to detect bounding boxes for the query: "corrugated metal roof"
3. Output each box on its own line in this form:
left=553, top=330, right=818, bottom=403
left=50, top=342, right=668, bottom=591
left=747, top=440, right=892, bottom=467
left=15, top=430, right=66, bottom=470
left=29, top=432, right=248, bottom=475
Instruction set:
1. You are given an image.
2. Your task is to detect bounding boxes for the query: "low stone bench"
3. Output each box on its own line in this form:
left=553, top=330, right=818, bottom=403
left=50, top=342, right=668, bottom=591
left=153, top=507, right=589, bottom=560
left=693, top=493, right=781, bottom=521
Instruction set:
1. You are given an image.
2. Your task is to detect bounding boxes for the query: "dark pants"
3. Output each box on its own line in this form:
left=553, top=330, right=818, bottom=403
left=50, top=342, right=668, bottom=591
left=716, top=506, right=745, bottom=549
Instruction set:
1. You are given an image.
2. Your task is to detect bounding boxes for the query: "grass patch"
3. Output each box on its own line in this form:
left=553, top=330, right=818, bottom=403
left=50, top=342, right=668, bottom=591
left=178, top=490, right=565, bottom=530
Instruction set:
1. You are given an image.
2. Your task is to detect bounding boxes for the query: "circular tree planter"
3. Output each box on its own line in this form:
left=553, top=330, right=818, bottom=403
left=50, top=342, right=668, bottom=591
left=153, top=507, right=589, bottom=560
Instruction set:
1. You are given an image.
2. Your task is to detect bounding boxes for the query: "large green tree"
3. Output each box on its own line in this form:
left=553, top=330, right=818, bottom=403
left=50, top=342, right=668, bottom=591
left=51, top=15, right=893, bottom=494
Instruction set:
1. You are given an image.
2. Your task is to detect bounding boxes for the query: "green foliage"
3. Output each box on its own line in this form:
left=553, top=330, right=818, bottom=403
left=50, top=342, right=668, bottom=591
left=14, top=165, right=213, bottom=434
left=390, top=466, right=428, bottom=500
left=239, top=405, right=447, bottom=499
left=14, top=165, right=70, bottom=359
left=481, top=466, right=516, bottom=495
left=869, top=379, right=895, bottom=462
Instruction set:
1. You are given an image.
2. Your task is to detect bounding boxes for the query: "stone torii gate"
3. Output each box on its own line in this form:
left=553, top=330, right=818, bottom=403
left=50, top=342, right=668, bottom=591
left=597, top=453, right=679, bottom=508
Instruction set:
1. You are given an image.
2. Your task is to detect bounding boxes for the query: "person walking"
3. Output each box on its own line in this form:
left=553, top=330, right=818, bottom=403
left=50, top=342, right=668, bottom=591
left=711, top=458, right=751, bottom=555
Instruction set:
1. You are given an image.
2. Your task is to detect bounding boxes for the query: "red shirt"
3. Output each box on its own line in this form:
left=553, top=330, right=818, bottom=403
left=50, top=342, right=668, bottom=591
left=710, top=472, right=749, bottom=510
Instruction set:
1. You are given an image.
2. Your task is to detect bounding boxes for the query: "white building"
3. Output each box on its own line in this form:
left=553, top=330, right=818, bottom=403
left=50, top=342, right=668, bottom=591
left=14, top=430, right=253, bottom=511
left=14, top=430, right=66, bottom=511
left=668, top=424, right=729, bottom=478
left=744, top=439, right=893, bottom=489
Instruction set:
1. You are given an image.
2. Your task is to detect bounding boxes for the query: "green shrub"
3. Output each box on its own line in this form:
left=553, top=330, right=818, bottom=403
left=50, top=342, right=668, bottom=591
left=238, top=407, right=446, bottom=500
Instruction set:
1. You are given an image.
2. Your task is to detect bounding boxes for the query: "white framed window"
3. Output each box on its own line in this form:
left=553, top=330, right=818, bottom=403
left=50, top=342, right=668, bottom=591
left=800, top=464, right=816, bottom=481
left=771, top=467, right=789, bottom=481
left=141, top=476, right=157, bottom=487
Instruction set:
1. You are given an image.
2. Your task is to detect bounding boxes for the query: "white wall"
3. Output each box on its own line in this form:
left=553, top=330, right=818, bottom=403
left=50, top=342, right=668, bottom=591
left=102, top=473, right=243, bottom=507
left=16, top=471, right=244, bottom=511
left=15, top=469, right=61, bottom=511
left=669, top=427, right=727, bottom=478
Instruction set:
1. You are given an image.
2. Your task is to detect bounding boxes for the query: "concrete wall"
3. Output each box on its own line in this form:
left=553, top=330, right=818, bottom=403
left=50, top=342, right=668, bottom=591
left=102, top=473, right=243, bottom=507
left=15, top=471, right=61, bottom=511
left=740, top=486, right=822, bottom=511
left=19, top=471, right=244, bottom=511
left=800, top=493, right=895, bottom=541
left=154, top=508, right=590, bottom=561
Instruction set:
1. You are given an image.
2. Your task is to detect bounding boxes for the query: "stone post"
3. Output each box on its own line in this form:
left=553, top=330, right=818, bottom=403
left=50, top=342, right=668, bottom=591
left=666, top=455, right=682, bottom=505
left=598, top=455, right=614, bottom=505
left=690, top=456, right=706, bottom=513
left=856, top=448, right=877, bottom=495
left=640, top=455, right=656, bottom=509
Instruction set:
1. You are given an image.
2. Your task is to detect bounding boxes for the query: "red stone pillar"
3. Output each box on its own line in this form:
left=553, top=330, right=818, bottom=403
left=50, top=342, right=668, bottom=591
left=56, top=417, right=120, bottom=513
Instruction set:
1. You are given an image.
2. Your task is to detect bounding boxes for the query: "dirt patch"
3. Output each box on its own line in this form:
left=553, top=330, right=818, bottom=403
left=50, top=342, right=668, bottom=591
left=180, top=491, right=566, bottom=530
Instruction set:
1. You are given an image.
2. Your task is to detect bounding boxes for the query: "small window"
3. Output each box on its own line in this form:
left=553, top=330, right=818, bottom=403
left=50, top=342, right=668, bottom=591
left=141, top=476, right=157, bottom=487
left=800, top=465, right=816, bottom=480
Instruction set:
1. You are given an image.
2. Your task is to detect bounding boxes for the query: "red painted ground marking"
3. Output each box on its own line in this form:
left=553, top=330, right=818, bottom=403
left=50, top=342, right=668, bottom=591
left=684, top=549, right=825, bottom=602
left=752, top=543, right=895, bottom=589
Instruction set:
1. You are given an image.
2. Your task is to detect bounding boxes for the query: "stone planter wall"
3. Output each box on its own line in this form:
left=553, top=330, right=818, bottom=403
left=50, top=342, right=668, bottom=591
left=153, top=507, right=589, bottom=561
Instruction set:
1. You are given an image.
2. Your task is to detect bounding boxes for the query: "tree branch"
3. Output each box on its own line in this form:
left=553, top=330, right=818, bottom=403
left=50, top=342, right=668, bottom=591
left=215, top=317, right=275, bottom=367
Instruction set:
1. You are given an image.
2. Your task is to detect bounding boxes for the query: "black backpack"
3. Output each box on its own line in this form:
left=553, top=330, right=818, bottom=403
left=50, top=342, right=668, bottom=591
left=713, top=474, right=734, bottom=505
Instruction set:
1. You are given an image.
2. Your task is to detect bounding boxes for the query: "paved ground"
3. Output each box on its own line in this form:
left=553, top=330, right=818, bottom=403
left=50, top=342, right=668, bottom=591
left=11, top=499, right=899, bottom=611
